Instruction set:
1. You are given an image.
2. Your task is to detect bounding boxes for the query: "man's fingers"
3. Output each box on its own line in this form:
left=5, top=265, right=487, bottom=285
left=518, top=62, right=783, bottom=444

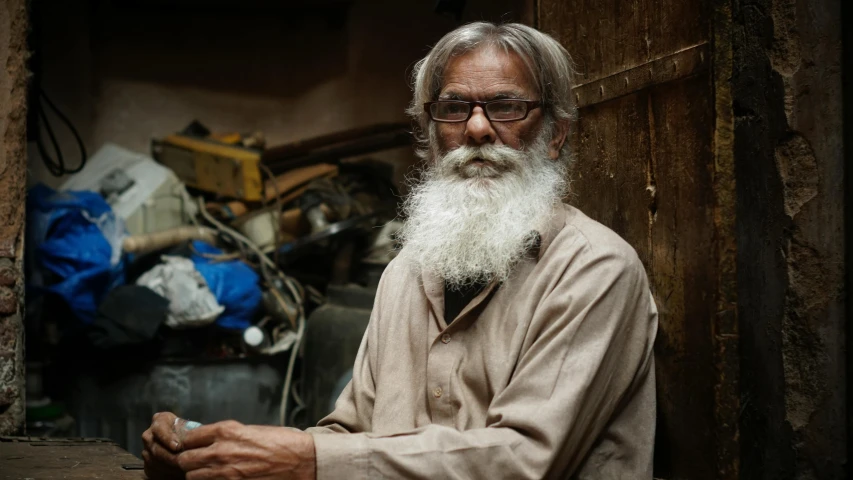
left=151, top=412, right=182, bottom=452
left=148, top=439, right=181, bottom=469
left=181, top=423, right=222, bottom=450
left=176, top=446, right=216, bottom=472
left=142, top=429, right=153, bottom=448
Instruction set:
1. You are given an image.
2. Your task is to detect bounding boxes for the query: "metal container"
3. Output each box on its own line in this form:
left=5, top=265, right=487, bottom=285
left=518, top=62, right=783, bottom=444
left=301, top=284, right=376, bottom=427
left=67, top=358, right=287, bottom=456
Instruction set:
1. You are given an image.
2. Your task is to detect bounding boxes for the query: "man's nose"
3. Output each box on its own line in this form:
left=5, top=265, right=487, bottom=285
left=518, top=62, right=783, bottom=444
left=464, top=106, right=496, bottom=145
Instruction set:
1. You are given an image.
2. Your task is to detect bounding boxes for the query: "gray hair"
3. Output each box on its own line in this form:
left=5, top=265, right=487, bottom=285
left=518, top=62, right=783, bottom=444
left=407, top=22, right=577, bottom=164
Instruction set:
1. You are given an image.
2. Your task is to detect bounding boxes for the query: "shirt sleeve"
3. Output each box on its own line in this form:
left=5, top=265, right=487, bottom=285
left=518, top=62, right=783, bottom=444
left=309, top=243, right=658, bottom=480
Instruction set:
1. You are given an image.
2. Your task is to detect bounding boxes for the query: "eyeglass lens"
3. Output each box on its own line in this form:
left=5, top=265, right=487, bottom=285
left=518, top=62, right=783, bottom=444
left=430, top=100, right=529, bottom=122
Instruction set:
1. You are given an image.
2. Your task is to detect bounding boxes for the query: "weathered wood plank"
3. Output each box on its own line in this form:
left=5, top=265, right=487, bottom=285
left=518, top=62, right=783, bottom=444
left=570, top=90, right=651, bottom=268
left=539, top=0, right=709, bottom=83
left=571, top=73, right=721, bottom=479
left=540, top=0, right=740, bottom=477
left=0, top=437, right=145, bottom=479
left=648, top=75, right=717, bottom=479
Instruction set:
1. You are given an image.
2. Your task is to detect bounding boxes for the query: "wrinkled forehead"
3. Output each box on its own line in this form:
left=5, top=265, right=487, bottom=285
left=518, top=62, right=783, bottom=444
left=439, top=45, right=539, bottom=99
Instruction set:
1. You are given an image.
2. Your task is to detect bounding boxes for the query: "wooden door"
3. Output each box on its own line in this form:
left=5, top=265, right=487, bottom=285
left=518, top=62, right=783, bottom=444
left=537, top=1, right=738, bottom=478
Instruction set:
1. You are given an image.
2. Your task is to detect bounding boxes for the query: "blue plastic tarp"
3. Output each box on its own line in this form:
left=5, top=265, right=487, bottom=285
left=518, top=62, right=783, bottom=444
left=190, top=241, right=262, bottom=331
left=28, top=184, right=127, bottom=324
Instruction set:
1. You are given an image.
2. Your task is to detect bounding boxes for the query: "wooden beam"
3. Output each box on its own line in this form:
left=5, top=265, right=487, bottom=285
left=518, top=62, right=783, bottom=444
left=573, top=43, right=710, bottom=109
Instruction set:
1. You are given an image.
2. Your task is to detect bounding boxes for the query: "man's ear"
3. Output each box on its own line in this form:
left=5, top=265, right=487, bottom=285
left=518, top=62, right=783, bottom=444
left=548, top=119, right=569, bottom=160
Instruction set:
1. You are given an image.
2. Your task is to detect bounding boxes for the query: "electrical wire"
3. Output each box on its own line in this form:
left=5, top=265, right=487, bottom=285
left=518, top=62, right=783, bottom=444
left=197, top=196, right=306, bottom=426
left=280, top=306, right=305, bottom=426
left=259, top=163, right=284, bottom=265
left=34, top=88, right=88, bottom=176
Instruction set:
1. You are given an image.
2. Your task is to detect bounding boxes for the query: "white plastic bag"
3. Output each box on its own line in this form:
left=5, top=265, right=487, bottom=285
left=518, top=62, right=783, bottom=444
left=137, top=256, right=225, bottom=329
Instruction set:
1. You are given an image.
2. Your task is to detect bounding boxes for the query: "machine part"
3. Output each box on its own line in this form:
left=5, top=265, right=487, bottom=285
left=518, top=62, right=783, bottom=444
left=279, top=208, right=308, bottom=238
left=234, top=207, right=280, bottom=252
left=302, top=284, right=377, bottom=426
left=277, top=210, right=388, bottom=257
left=209, top=163, right=336, bottom=225
left=263, top=164, right=338, bottom=202
left=262, top=123, right=413, bottom=174
left=263, top=287, right=299, bottom=328
left=122, top=226, right=217, bottom=255
left=61, top=143, right=196, bottom=236
left=304, top=205, right=330, bottom=233
left=152, top=134, right=263, bottom=201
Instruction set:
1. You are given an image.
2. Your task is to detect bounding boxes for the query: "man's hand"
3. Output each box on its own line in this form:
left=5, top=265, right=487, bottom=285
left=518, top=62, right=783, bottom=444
left=176, top=420, right=316, bottom=480
left=142, top=411, right=186, bottom=480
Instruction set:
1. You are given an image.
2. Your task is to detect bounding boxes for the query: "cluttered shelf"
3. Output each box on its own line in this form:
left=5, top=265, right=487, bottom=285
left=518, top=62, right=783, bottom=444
left=25, top=122, right=411, bottom=456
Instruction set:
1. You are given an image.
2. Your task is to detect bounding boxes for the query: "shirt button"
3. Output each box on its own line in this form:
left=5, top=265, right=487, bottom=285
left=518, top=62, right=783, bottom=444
left=441, top=334, right=451, bottom=344
left=433, top=387, right=443, bottom=398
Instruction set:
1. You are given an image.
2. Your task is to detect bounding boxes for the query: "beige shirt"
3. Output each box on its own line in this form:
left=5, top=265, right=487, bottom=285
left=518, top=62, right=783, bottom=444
left=307, top=204, right=658, bottom=479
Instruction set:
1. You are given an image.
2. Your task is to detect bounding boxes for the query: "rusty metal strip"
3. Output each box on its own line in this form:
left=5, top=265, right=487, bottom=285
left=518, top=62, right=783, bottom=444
left=573, top=43, right=710, bottom=108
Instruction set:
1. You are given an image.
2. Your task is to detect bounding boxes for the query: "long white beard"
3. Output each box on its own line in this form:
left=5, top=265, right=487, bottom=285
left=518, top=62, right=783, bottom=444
left=398, top=131, right=568, bottom=288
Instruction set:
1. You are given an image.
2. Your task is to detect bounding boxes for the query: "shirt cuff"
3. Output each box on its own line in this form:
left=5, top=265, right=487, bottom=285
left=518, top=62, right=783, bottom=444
left=310, top=431, right=370, bottom=480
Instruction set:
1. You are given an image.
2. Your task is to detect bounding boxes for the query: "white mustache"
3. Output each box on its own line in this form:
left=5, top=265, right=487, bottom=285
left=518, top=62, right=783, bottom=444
left=438, top=144, right=526, bottom=178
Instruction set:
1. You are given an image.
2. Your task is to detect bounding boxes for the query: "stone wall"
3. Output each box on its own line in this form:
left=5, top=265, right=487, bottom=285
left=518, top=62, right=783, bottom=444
left=734, top=0, right=846, bottom=478
left=0, top=0, right=28, bottom=435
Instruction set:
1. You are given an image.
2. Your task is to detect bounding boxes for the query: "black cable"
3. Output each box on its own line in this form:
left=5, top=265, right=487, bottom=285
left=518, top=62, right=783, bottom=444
left=34, top=87, right=88, bottom=176
left=35, top=101, right=64, bottom=176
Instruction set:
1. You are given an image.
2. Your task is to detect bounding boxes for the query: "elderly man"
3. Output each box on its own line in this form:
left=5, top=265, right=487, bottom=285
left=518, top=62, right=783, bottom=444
left=143, top=22, right=658, bottom=480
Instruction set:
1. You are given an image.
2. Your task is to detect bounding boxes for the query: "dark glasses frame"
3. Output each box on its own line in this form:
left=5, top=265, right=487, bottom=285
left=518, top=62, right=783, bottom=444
left=423, top=100, right=543, bottom=123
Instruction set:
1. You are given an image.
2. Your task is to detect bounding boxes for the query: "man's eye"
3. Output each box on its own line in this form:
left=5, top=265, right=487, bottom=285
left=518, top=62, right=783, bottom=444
left=490, top=101, right=523, bottom=114
left=443, top=104, right=466, bottom=114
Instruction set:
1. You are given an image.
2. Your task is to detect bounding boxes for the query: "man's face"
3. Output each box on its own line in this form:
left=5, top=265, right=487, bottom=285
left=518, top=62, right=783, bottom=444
left=435, top=46, right=549, bottom=160
left=400, top=46, right=570, bottom=286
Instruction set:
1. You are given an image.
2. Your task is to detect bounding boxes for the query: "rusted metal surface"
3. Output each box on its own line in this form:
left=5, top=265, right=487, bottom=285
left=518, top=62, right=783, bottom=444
left=0, top=0, right=29, bottom=436
left=540, top=1, right=739, bottom=479
left=0, top=437, right=145, bottom=479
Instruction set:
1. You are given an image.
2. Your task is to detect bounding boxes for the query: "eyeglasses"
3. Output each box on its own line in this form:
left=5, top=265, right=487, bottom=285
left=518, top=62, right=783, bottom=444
left=424, top=99, right=542, bottom=123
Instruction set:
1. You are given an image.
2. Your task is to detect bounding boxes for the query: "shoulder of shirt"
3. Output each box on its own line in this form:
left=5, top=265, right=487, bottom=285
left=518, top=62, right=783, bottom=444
left=548, top=204, right=644, bottom=271
left=374, top=252, right=420, bottom=286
